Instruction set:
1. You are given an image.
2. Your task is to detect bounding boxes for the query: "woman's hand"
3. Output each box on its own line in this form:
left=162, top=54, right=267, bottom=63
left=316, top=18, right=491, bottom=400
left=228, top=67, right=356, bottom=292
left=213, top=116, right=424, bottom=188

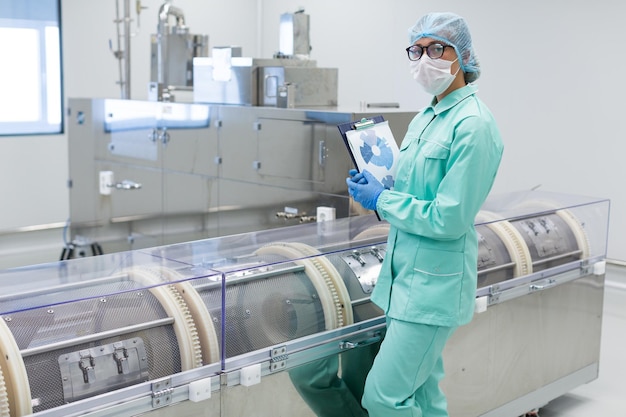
left=346, top=170, right=384, bottom=211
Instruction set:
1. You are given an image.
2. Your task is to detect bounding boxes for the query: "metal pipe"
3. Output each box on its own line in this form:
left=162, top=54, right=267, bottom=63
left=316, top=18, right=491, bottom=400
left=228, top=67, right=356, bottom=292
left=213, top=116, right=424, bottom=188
left=477, top=261, right=517, bottom=276
left=531, top=250, right=583, bottom=267
left=123, top=0, right=131, bottom=99
left=193, top=265, right=307, bottom=291
left=113, top=0, right=124, bottom=98
left=20, top=317, right=175, bottom=357
left=0, top=274, right=129, bottom=304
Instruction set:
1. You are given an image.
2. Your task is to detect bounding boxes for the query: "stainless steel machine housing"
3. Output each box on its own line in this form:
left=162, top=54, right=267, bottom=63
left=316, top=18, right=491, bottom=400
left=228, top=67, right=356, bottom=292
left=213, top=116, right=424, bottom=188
left=66, top=98, right=413, bottom=254
left=192, top=57, right=338, bottom=107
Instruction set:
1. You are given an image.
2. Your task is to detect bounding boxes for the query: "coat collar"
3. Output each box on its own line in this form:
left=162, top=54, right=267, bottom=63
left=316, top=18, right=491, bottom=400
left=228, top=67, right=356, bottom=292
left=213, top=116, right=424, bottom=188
left=428, top=84, right=478, bottom=115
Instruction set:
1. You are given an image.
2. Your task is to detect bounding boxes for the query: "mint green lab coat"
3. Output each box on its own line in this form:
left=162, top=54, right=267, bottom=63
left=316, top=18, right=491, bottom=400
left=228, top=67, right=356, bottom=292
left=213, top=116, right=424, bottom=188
left=363, top=84, right=504, bottom=416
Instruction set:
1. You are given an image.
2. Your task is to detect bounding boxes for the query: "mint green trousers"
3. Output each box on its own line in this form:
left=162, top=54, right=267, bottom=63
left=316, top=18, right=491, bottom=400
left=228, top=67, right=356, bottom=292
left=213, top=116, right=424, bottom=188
left=362, top=319, right=455, bottom=417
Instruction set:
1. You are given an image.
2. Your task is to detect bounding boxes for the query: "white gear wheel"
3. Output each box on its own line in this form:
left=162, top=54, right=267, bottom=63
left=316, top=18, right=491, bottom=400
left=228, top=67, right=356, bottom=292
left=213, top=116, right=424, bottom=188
left=353, top=223, right=390, bottom=241
left=478, top=210, right=533, bottom=278
left=0, top=317, right=31, bottom=416
left=255, top=242, right=354, bottom=330
left=163, top=269, right=220, bottom=365
left=125, top=267, right=204, bottom=370
left=0, top=368, right=9, bottom=417
left=556, top=209, right=590, bottom=259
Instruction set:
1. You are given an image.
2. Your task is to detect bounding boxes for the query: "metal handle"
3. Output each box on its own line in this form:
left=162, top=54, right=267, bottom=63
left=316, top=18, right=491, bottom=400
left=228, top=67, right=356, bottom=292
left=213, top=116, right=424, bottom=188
left=529, top=278, right=557, bottom=292
left=318, top=140, right=327, bottom=167
left=158, top=127, right=170, bottom=145
left=265, top=75, right=278, bottom=98
left=110, top=180, right=142, bottom=190
left=339, top=333, right=382, bottom=350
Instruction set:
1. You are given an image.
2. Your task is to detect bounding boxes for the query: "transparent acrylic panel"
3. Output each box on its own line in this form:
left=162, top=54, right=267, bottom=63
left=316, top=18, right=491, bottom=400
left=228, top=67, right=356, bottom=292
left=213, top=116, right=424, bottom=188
left=134, top=190, right=611, bottom=365
left=475, top=190, right=610, bottom=290
left=208, top=190, right=609, bottom=417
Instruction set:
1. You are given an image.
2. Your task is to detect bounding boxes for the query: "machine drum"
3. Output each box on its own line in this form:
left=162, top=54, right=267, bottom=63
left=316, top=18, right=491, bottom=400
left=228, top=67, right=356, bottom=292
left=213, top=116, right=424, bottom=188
left=187, top=242, right=354, bottom=359
left=0, top=267, right=205, bottom=414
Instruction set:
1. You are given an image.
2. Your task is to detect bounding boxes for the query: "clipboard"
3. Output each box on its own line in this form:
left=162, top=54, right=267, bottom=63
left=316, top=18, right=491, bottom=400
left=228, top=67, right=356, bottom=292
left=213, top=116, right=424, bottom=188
left=338, top=116, right=401, bottom=219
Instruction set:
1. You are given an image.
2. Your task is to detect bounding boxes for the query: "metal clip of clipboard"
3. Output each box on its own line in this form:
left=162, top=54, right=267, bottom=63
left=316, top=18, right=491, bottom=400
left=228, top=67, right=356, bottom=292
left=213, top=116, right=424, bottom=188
left=353, top=118, right=376, bottom=130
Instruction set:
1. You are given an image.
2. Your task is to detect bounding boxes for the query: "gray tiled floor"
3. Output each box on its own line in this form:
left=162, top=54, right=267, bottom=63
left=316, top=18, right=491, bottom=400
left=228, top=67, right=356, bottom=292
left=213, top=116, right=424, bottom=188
left=537, top=264, right=626, bottom=416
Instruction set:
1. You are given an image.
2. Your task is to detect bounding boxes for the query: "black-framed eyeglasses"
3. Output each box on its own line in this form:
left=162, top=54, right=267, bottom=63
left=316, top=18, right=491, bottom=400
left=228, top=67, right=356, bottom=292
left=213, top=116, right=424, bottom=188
left=405, top=43, right=451, bottom=61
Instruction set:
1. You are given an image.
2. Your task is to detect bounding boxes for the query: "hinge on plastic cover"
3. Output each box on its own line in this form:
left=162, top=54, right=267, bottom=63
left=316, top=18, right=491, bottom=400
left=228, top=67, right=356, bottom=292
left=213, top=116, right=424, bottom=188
left=269, top=345, right=288, bottom=373
left=488, top=284, right=501, bottom=305
left=151, top=378, right=173, bottom=409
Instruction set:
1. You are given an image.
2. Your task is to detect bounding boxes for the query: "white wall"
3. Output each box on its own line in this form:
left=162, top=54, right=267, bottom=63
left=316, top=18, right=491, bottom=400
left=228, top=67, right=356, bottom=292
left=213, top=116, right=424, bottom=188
left=1, top=0, right=623, bottom=260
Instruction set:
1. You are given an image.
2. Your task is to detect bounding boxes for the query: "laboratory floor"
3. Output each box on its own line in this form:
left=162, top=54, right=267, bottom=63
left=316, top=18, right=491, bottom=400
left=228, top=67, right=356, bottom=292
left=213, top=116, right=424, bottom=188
left=536, top=263, right=626, bottom=416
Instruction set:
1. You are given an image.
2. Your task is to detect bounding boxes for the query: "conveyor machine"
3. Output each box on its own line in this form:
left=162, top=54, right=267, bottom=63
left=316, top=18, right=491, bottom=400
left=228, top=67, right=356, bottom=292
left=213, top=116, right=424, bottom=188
left=0, top=191, right=609, bottom=417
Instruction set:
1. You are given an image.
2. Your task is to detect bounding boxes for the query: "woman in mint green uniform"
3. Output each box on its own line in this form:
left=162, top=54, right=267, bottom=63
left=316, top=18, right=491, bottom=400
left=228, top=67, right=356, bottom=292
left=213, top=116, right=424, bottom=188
left=347, top=12, right=504, bottom=417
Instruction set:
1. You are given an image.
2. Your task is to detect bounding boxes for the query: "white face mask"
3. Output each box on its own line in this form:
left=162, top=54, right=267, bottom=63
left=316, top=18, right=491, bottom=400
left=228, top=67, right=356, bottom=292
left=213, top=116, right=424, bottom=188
left=409, top=55, right=460, bottom=96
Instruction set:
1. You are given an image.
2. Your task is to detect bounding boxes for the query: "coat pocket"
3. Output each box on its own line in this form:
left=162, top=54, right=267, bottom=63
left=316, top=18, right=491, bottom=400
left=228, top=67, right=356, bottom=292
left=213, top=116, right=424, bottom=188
left=420, top=141, right=450, bottom=198
left=407, top=247, right=464, bottom=319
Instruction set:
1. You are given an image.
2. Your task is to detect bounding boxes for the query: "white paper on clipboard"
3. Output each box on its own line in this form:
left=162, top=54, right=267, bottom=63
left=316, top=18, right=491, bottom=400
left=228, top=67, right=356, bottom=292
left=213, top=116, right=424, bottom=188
left=345, top=120, right=400, bottom=190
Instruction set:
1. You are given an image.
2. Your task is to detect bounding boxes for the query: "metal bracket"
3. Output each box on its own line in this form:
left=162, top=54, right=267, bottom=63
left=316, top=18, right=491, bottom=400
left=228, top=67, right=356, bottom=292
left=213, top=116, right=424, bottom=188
left=151, top=378, right=173, bottom=409
left=488, top=283, right=501, bottom=305
left=59, top=338, right=149, bottom=403
left=269, top=345, right=288, bottom=373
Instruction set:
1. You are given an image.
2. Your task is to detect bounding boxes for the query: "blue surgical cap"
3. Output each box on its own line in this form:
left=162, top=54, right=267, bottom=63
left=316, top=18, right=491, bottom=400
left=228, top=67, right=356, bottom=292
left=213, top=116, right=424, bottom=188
left=409, top=12, right=480, bottom=83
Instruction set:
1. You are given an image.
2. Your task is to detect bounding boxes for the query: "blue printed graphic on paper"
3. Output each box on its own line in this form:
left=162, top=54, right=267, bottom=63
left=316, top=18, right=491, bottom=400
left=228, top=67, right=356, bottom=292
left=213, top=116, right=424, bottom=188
left=381, top=175, right=395, bottom=189
left=359, top=130, right=395, bottom=170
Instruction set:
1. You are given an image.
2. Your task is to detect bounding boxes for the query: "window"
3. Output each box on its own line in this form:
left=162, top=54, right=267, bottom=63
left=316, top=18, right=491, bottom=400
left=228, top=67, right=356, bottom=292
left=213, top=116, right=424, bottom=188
left=0, top=0, right=63, bottom=135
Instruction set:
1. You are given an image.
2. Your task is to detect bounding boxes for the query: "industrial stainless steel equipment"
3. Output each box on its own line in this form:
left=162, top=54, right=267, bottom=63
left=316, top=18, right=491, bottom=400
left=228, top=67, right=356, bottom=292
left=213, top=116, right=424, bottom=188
left=149, top=2, right=209, bottom=102
left=0, top=190, right=610, bottom=417
left=68, top=8, right=389, bottom=257
left=66, top=97, right=414, bottom=255
left=192, top=9, right=338, bottom=107
left=193, top=55, right=338, bottom=107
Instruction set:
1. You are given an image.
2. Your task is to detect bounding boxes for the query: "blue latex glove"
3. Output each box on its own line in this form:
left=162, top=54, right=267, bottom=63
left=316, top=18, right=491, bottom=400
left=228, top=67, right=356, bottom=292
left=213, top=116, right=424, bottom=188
left=345, top=170, right=384, bottom=211
left=347, top=168, right=367, bottom=184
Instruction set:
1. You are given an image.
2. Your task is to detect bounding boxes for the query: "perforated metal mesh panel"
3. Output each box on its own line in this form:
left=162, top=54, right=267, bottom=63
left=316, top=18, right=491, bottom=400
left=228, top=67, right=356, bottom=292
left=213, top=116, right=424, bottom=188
left=325, top=252, right=384, bottom=323
left=3, top=281, right=183, bottom=413
left=511, top=213, right=582, bottom=271
left=195, top=257, right=325, bottom=358
left=476, top=225, right=515, bottom=287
